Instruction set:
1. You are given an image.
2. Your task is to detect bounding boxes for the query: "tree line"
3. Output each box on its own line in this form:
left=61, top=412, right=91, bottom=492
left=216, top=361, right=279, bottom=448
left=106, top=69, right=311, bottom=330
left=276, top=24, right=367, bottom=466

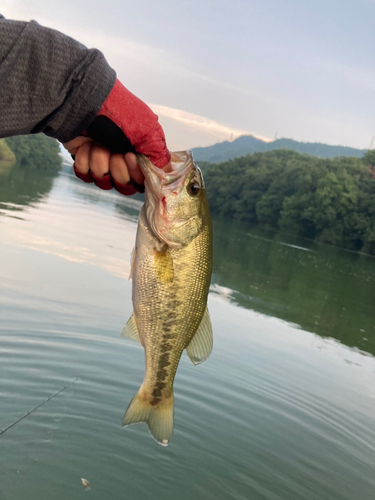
left=201, top=149, right=375, bottom=255
left=4, top=134, right=62, bottom=171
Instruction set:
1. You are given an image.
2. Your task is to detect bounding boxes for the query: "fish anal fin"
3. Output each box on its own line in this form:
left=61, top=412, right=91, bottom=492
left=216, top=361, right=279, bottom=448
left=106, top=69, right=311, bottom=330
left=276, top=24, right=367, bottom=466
left=186, top=307, right=213, bottom=365
left=121, top=313, right=141, bottom=344
left=122, top=388, right=174, bottom=446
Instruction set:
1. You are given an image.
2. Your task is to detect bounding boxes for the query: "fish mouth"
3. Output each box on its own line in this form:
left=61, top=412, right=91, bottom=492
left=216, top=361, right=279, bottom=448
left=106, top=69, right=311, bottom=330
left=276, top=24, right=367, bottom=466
left=137, top=150, right=195, bottom=190
left=136, top=151, right=199, bottom=248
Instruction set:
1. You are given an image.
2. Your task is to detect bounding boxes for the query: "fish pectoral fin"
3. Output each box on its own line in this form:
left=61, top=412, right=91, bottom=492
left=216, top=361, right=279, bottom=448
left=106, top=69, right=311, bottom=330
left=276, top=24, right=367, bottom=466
left=121, top=313, right=141, bottom=343
left=128, top=246, right=137, bottom=280
left=186, top=307, right=213, bottom=365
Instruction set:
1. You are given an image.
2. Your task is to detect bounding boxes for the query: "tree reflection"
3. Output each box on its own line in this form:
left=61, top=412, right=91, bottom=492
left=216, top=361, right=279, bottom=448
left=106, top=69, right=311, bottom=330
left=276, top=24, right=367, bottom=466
left=0, top=161, right=58, bottom=211
left=212, top=216, right=375, bottom=356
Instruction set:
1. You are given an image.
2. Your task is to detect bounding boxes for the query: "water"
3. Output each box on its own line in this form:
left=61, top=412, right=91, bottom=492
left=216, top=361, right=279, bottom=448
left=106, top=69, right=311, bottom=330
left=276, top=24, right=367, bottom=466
left=0, top=162, right=375, bottom=499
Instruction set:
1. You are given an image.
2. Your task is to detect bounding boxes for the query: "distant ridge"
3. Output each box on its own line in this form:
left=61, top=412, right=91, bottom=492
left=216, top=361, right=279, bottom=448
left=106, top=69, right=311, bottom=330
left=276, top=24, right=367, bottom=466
left=192, top=135, right=366, bottom=163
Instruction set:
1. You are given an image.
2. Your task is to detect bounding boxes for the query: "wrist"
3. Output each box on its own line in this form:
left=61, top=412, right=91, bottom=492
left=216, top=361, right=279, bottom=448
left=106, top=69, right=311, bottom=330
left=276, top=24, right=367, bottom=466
left=98, top=79, right=171, bottom=168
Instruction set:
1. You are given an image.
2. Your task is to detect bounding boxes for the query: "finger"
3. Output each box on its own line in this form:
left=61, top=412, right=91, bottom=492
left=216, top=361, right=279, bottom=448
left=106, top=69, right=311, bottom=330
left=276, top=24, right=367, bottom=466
left=109, top=154, right=130, bottom=185
left=89, top=143, right=111, bottom=178
left=162, top=161, right=173, bottom=173
left=62, top=136, right=92, bottom=156
left=162, top=152, right=177, bottom=173
left=75, top=141, right=92, bottom=174
left=125, top=152, right=145, bottom=186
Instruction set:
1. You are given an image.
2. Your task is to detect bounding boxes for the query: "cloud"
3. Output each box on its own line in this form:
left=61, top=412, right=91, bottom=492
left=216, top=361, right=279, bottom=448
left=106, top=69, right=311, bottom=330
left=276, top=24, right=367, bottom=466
left=149, top=104, right=271, bottom=143
left=7, top=229, right=130, bottom=279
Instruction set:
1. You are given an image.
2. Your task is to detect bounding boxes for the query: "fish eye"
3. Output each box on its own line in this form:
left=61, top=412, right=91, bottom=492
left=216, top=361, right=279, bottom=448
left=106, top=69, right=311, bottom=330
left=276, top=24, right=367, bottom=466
left=187, top=182, right=200, bottom=196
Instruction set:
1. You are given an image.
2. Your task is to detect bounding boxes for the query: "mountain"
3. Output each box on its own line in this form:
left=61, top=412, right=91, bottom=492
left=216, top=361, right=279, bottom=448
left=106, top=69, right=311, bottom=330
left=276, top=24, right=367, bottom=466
left=192, top=135, right=366, bottom=163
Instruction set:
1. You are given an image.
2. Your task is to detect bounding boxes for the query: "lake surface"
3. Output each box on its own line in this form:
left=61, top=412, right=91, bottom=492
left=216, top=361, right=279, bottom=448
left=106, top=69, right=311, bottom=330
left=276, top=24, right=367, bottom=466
left=1, top=162, right=375, bottom=500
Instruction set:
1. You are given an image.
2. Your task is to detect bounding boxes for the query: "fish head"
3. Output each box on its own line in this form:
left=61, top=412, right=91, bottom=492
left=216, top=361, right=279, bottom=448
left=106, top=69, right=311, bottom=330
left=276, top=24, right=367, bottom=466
left=137, top=150, right=209, bottom=249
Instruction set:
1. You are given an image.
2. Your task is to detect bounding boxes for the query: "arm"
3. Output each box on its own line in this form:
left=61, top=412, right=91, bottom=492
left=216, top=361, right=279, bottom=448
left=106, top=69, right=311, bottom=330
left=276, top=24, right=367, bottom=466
left=0, top=16, right=115, bottom=142
left=0, top=16, right=170, bottom=193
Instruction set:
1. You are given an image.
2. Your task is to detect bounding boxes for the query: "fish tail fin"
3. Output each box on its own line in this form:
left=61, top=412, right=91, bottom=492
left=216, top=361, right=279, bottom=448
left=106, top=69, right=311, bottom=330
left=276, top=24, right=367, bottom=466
left=122, top=387, right=174, bottom=446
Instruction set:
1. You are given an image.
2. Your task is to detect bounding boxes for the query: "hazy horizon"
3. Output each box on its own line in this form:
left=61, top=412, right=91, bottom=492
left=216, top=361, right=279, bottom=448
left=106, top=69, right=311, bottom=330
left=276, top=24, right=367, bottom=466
left=2, top=1, right=374, bottom=151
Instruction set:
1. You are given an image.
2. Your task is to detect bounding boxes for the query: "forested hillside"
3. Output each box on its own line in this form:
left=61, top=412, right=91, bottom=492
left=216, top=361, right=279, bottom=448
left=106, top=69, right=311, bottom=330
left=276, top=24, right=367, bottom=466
left=202, top=149, right=375, bottom=254
left=0, top=139, right=16, bottom=163
left=4, top=135, right=62, bottom=171
left=193, top=135, right=366, bottom=163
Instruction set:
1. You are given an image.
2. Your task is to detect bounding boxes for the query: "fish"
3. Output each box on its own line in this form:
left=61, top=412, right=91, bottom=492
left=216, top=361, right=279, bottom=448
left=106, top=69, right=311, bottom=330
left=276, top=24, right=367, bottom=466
left=121, top=150, right=213, bottom=445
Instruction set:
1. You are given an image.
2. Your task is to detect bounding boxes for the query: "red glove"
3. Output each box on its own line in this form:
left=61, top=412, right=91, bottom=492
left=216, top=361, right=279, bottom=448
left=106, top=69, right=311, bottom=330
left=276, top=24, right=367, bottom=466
left=73, top=79, right=171, bottom=194
left=73, top=162, right=140, bottom=195
left=97, top=79, right=170, bottom=168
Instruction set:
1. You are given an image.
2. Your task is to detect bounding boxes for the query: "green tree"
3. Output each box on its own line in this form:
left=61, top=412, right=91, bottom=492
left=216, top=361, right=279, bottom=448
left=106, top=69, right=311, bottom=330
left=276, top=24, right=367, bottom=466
left=4, top=134, right=62, bottom=171
left=363, top=149, right=375, bottom=167
left=201, top=149, right=375, bottom=254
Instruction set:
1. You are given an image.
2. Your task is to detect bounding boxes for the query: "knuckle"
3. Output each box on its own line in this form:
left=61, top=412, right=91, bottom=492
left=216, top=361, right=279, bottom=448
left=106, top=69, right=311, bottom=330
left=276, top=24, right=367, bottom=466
left=91, top=144, right=110, bottom=160
left=109, top=154, right=126, bottom=170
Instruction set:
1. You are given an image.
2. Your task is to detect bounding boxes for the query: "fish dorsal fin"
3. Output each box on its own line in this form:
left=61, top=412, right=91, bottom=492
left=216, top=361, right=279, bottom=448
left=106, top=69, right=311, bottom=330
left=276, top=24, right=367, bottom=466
left=186, top=308, right=213, bottom=365
left=128, top=247, right=137, bottom=280
left=121, top=314, right=141, bottom=343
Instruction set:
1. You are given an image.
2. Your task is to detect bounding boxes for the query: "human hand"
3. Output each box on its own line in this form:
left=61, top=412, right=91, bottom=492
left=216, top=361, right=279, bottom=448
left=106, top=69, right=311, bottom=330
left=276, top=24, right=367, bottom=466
left=64, top=79, right=171, bottom=195
left=63, top=136, right=145, bottom=195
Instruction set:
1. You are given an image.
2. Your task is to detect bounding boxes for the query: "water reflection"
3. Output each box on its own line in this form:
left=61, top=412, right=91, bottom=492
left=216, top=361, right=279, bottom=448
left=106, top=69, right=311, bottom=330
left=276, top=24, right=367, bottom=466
left=1, top=170, right=375, bottom=500
left=0, top=161, right=59, bottom=213
left=1, top=167, right=374, bottom=358
left=212, top=217, right=375, bottom=356
left=62, top=166, right=143, bottom=222
left=114, top=194, right=144, bottom=222
left=0, top=159, right=16, bottom=176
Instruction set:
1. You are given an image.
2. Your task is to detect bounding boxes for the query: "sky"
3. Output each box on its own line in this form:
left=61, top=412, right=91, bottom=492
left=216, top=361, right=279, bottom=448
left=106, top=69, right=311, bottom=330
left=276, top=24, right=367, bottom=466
left=2, top=0, right=375, bottom=150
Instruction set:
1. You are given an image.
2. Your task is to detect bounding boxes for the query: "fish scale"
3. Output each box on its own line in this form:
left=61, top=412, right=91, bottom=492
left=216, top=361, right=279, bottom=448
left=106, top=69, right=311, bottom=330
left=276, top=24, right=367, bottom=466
left=121, top=151, right=213, bottom=445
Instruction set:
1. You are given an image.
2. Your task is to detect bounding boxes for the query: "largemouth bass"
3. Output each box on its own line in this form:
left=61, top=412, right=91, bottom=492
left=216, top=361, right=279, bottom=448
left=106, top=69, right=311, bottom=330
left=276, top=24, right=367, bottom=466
left=121, top=150, right=213, bottom=445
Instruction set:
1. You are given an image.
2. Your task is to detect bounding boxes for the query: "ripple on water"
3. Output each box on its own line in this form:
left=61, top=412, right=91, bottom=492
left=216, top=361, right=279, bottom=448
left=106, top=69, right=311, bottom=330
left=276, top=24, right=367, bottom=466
left=1, top=172, right=375, bottom=500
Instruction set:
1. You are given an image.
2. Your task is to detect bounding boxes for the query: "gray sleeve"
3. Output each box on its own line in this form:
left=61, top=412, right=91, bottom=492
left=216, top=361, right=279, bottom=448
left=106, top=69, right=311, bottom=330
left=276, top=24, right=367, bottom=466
left=0, top=17, right=116, bottom=142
